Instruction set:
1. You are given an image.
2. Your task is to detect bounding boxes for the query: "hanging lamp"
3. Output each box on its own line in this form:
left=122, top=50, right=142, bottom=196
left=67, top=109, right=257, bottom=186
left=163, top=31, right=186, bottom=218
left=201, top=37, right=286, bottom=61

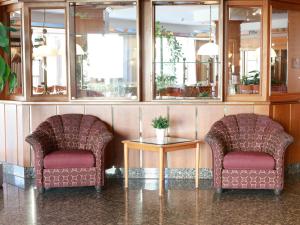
left=197, top=5, right=219, bottom=57
left=34, top=9, right=58, bottom=58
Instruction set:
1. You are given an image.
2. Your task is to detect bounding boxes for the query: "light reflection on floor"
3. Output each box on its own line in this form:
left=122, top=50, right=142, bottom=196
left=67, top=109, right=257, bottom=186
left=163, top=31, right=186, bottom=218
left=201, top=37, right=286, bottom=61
left=1, top=176, right=300, bottom=225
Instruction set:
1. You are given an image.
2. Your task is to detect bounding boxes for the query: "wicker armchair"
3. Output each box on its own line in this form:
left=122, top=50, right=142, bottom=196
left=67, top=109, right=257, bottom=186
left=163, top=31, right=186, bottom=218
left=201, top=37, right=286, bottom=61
left=26, top=114, right=113, bottom=193
left=205, top=114, right=293, bottom=194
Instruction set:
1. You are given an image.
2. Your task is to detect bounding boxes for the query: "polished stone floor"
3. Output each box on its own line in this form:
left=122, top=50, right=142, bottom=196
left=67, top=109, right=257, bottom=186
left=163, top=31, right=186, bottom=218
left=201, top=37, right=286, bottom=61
left=1, top=175, right=300, bottom=225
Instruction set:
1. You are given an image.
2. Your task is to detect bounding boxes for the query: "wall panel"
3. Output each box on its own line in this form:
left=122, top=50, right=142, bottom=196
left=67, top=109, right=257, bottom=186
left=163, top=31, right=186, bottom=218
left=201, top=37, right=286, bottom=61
left=113, top=105, right=140, bottom=168
left=271, top=104, right=291, bottom=130
left=0, top=104, right=5, bottom=162
left=30, top=105, right=57, bottom=131
left=197, top=105, right=225, bottom=169
left=168, top=105, right=196, bottom=168
left=17, top=105, right=30, bottom=167
left=288, top=104, right=300, bottom=164
left=5, top=104, right=18, bottom=165
left=225, top=104, right=254, bottom=115
left=254, top=104, right=270, bottom=116
left=57, top=105, right=84, bottom=114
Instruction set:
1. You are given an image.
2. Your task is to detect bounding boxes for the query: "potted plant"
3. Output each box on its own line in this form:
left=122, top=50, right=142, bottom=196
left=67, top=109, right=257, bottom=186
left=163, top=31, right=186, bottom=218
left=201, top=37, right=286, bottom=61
left=248, top=70, right=260, bottom=94
left=239, top=75, right=252, bottom=94
left=152, top=116, right=169, bottom=143
left=156, top=74, right=182, bottom=97
left=0, top=22, right=17, bottom=94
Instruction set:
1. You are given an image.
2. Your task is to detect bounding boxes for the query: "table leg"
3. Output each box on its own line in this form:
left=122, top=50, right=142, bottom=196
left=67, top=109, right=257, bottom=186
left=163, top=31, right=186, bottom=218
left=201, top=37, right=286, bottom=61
left=195, top=142, right=200, bottom=188
left=124, top=143, right=129, bottom=188
left=159, top=148, right=165, bottom=196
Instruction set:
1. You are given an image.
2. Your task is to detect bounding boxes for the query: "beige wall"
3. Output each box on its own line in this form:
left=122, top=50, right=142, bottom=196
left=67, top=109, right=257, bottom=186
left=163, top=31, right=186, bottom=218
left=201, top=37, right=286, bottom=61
left=0, top=102, right=270, bottom=169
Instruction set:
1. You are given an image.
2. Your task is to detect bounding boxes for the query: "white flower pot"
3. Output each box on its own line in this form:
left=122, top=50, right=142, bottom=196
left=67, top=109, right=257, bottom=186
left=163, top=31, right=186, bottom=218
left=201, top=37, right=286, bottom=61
left=156, top=128, right=166, bottom=143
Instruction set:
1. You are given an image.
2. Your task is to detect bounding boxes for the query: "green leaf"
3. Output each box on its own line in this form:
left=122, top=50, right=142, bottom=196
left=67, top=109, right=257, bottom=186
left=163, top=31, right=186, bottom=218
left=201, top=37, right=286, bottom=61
left=0, top=76, right=4, bottom=93
left=4, top=63, right=10, bottom=81
left=0, top=36, right=9, bottom=48
left=0, top=57, right=5, bottom=77
left=9, top=72, right=17, bottom=94
left=6, top=27, right=17, bottom=32
left=0, top=23, right=7, bottom=37
left=3, top=45, right=9, bottom=54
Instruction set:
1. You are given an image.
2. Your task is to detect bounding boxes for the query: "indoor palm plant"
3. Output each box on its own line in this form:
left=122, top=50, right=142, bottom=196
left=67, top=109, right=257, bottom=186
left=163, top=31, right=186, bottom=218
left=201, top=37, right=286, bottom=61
left=152, top=116, right=169, bottom=142
left=0, top=22, right=17, bottom=93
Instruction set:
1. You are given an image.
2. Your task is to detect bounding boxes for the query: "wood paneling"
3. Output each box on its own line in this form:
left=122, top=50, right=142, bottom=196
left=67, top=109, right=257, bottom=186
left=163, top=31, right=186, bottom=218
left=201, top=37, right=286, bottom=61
left=17, top=105, right=30, bottom=167
left=271, top=104, right=291, bottom=130
left=197, top=105, right=225, bottom=169
left=0, top=104, right=5, bottom=162
left=30, top=105, right=57, bottom=131
left=225, top=104, right=254, bottom=115
left=84, top=105, right=112, bottom=127
left=141, top=105, right=167, bottom=168
left=57, top=105, right=84, bottom=115
left=254, top=104, right=270, bottom=116
left=5, top=104, right=18, bottom=165
left=168, top=105, right=196, bottom=168
left=288, top=104, right=300, bottom=164
left=113, top=105, right=140, bottom=168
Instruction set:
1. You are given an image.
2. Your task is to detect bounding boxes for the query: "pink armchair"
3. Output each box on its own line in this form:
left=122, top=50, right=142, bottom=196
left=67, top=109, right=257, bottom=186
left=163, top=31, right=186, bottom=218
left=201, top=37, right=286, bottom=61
left=26, top=114, right=113, bottom=193
left=205, top=114, right=293, bottom=194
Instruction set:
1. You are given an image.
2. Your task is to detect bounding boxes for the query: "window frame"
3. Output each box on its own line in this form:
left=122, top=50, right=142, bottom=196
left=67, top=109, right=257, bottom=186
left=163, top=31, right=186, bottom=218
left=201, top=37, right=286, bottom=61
left=4, top=4, right=25, bottom=101
left=24, top=2, right=69, bottom=102
left=224, top=1, right=268, bottom=102
left=269, top=3, right=300, bottom=102
left=68, top=1, right=141, bottom=102
left=150, top=0, right=223, bottom=102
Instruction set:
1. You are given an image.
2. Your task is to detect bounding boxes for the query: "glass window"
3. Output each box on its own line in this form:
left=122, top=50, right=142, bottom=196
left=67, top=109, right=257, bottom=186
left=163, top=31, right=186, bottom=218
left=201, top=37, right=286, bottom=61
left=31, top=9, right=67, bottom=96
left=271, top=9, right=300, bottom=94
left=72, top=3, right=138, bottom=100
left=227, top=7, right=262, bottom=95
left=9, top=10, right=23, bottom=96
left=154, top=4, right=221, bottom=100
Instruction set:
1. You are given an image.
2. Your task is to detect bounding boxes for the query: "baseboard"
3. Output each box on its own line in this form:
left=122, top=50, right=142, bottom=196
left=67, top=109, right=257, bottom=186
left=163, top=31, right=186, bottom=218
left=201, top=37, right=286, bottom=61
left=106, top=168, right=213, bottom=179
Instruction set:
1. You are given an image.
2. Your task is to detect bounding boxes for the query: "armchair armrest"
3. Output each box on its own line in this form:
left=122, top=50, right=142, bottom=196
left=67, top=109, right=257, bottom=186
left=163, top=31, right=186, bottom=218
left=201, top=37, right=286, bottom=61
left=264, top=130, right=294, bottom=170
left=25, top=130, right=55, bottom=189
left=205, top=131, right=227, bottom=189
left=205, top=131, right=226, bottom=160
left=86, top=122, right=113, bottom=187
left=86, top=122, right=113, bottom=164
left=25, top=130, right=55, bottom=157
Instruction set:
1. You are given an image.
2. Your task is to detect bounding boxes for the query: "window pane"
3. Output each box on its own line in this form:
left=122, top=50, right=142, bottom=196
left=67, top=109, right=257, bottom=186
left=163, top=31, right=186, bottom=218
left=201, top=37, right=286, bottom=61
left=10, top=10, right=23, bottom=96
left=31, top=9, right=67, bottom=96
left=74, top=4, right=138, bottom=99
left=271, top=9, right=300, bottom=94
left=227, top=7, right=262, bottom=95
left=154, top=4, right=220, bottom=100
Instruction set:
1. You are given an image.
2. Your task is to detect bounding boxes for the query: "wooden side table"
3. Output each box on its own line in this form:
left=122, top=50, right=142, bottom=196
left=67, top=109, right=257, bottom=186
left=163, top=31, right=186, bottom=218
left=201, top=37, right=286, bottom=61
left=122, top=137, right=202, bottom=196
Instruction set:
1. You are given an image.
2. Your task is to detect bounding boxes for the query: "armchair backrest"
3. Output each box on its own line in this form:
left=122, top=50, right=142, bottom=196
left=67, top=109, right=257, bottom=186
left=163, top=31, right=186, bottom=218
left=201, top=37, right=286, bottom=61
left=210, top=113, right=284, bottom=152
left=36, top=114, right=109, bottom=151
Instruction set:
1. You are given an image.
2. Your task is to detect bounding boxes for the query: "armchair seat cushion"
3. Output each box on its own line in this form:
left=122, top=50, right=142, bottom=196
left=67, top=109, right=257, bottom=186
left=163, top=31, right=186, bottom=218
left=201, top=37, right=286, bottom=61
left=44, top=150, right=95, bottom=169
left=223, top=151, right=275, bottom=170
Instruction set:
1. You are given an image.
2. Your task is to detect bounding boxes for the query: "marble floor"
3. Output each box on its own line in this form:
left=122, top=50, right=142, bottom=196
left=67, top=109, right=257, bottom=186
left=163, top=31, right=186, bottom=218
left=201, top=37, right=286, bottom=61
left=1, top=175, right=300, bottom=225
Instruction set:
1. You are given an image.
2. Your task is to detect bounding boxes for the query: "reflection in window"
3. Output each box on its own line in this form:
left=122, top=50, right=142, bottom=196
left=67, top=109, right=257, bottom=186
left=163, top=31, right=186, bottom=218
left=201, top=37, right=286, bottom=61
left=227, top=7, right=262, bottom=95
left=31, top=9, right=67, bottom=96
left=271, top=9, right=300, bottom=94
left=73, top=3, right=137, bottom=99
left=10, top=10, right=23, bottom=96
left=154, top=4, right=220, bottom=99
